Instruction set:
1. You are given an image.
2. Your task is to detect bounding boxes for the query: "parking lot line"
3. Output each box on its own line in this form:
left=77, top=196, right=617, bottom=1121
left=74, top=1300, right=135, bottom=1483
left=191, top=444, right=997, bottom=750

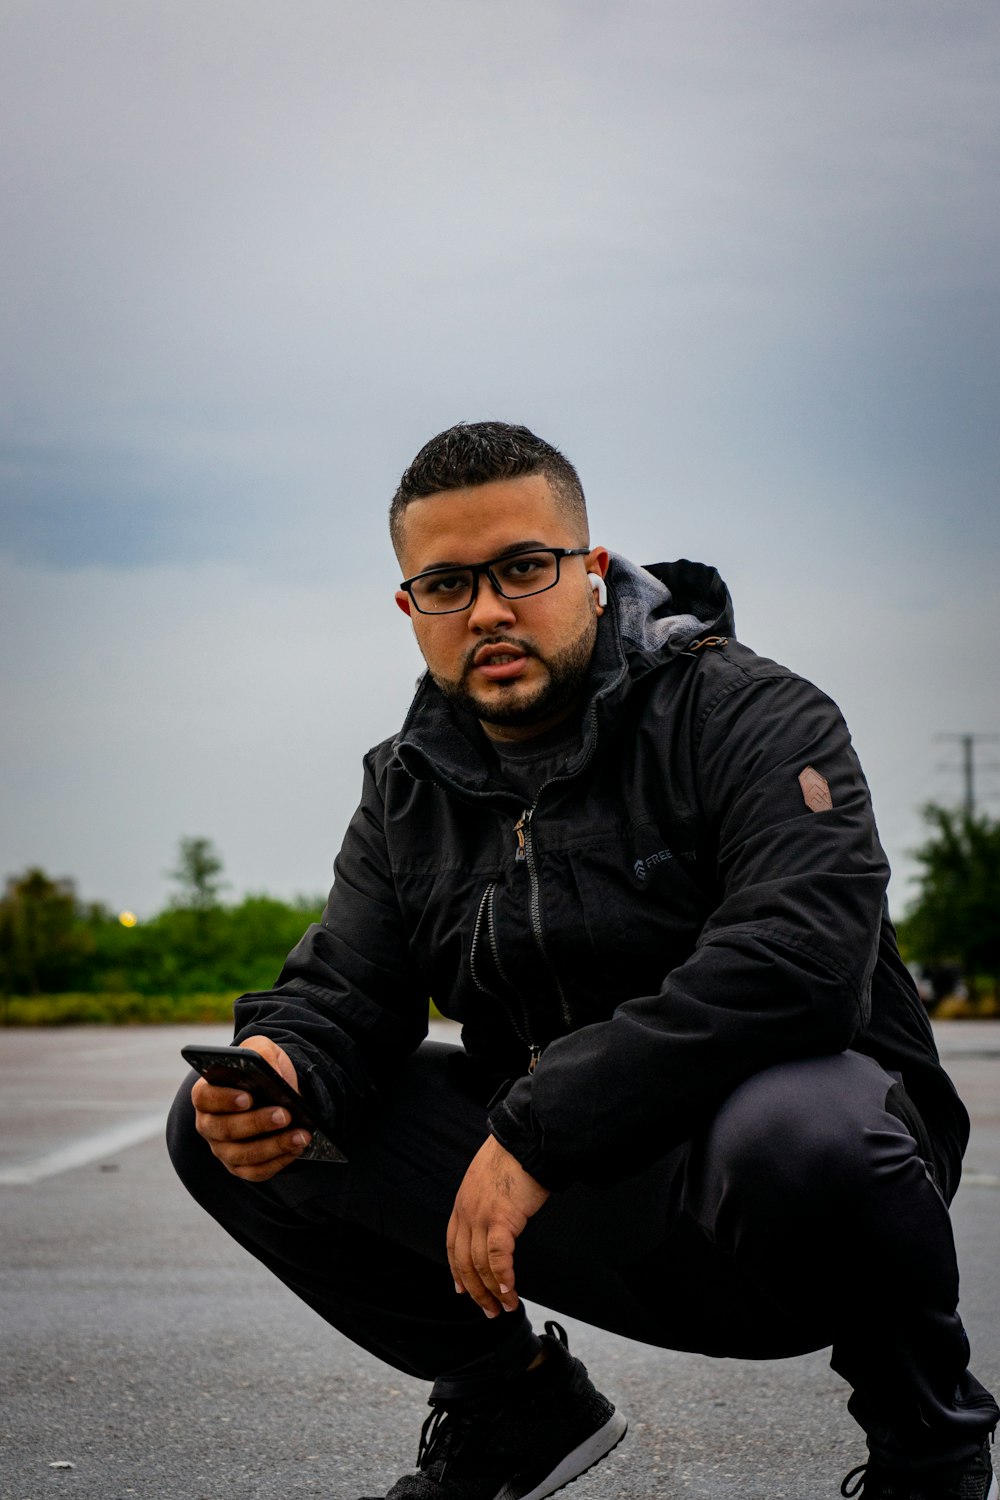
left=0, top=1109, right=168, bottom=1185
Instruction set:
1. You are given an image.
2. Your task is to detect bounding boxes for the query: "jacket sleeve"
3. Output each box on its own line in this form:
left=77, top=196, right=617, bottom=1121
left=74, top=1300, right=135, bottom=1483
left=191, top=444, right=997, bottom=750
left=231, top=750, right=428, bottom=1147
left=488, top=668, right=889, bottom=1189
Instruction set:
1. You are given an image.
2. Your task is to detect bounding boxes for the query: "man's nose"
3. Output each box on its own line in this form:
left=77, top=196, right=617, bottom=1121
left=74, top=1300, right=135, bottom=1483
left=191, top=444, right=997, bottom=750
left=467, top=573, right=517, bottom=630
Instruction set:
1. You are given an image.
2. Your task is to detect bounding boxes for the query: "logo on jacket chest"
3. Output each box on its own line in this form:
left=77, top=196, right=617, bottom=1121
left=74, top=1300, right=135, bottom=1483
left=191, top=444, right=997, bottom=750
left=631, top=842, right=697, bottom=883
left=633, top=847, right=675, bottom=881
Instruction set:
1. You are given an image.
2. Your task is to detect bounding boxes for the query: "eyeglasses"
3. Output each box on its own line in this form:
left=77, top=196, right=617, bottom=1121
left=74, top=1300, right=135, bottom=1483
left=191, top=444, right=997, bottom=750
left=399, top=547, right=590, bottom=615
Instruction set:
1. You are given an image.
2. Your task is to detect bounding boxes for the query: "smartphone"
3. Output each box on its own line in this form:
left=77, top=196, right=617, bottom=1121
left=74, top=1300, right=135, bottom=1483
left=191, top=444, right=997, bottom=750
left=180, top=1043, right=347, bottom=1163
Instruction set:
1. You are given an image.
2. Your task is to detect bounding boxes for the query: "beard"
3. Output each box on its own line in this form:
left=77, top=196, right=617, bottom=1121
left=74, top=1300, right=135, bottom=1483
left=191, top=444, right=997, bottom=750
left=431, top=615, right=598, bottom=729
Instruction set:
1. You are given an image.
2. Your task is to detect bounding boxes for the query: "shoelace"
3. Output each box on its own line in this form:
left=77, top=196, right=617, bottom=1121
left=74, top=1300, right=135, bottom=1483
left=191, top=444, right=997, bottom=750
left=414, top=1324, right=569, bottom=1482
left=416, top=1399, right=487, bottom=1481
left=840, top=1431, right=996, bottom=1500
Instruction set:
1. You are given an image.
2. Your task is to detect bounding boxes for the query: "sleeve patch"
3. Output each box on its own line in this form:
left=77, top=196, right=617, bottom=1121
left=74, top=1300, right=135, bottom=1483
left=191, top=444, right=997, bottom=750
left=798, top=765, right=833, bottom=812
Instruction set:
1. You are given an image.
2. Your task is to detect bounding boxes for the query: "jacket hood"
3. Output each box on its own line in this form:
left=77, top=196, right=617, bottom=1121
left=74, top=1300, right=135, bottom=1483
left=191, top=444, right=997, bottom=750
left=607, top=554, right=734, bottom=672
left=393, top=554, right=734, bottom=799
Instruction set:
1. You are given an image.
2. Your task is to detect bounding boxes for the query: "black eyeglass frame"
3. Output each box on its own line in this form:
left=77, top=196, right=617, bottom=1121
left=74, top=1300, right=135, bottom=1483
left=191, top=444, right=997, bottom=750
left=399, top=547, right=591, bottom=616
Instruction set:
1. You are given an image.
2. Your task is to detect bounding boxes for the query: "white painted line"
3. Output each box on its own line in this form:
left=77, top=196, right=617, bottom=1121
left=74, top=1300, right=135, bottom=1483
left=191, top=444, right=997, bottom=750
left=0, top=1111, right=168, bottom=1185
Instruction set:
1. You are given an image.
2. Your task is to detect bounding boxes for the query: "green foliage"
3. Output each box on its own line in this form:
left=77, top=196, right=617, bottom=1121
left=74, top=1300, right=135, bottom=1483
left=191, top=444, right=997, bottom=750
left=0, top=869, right=100, bottom=996
left=0, top=992, right=239, bottom=1026
left=898, top=804, right=1000, bottom=993
left=121, top=894, right=325, bottom=995
left=0, top=841, right=325, bottom=1011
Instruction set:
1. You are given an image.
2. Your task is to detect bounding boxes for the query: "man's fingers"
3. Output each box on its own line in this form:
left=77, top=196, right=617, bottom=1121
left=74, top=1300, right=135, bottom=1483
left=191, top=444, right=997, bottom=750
left=447, top=1140, right=546, bottom=1317
left=446, top=1212, right=462, bottom=1292
left=191, top=1077, right=251, bottom=1114
left=474, top=1227, right=517, bottom=1313
left=216, top=1126, right=310, bottom=1169
left=197, top=1113, right=311, bottom=1178
left=447, top=1213, right=502, bottom=1317
left=211, top=1129, right=310, bottom=1178
left=458, top=1259, right=502, bottom=1318
left=486, top=1236, right=518, bottom=1311
left=188, top=1049, right=309, bottom=1182
left=447, top=1226, right=516, bottom=1317
left=227, top=1147, right=305, bottom=1183
left=450, top=1245, right=494, bottom=1313
left=195, top=1102, right=296, bottom=1143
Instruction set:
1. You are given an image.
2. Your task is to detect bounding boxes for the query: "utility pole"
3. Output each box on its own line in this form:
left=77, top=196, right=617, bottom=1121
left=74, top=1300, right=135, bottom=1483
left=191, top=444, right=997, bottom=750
left=936, top=733, right=1000, bottom=818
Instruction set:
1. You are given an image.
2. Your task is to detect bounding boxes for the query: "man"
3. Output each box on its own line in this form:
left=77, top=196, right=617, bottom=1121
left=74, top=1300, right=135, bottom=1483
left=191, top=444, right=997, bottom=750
left=169, top=422, right=997, bottom=1500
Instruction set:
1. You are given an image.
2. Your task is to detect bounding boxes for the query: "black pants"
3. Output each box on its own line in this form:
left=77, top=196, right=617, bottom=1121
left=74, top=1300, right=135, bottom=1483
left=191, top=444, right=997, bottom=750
left=167, top=1044, right=998, bottom=1470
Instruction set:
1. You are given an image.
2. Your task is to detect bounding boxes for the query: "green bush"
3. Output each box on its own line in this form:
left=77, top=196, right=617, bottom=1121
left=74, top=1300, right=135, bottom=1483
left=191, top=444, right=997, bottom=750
left=1, top=862, right=326, bottom=1005
left=0, top=847, right=439, bottom=1026
left=0, top=992, right=239, bottom=1026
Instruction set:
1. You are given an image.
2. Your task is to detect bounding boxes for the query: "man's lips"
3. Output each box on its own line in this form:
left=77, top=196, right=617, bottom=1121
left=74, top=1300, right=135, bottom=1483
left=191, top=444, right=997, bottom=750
left=470, top=643, right=532, bottom=682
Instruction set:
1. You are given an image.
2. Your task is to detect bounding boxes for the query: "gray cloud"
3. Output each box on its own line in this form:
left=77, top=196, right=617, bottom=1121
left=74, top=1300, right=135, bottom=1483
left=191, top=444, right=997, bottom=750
left=2, top=0, right=998, bottom=915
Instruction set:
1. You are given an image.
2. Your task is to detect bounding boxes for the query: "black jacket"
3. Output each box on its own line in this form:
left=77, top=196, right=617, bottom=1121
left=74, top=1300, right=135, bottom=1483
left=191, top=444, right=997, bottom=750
left=233, top=556, right=968, bottom=1193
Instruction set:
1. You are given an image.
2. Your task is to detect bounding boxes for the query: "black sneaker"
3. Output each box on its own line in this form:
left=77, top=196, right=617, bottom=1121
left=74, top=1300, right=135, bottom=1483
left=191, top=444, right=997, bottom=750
left=359, top=1321, right=627, bottom=1500
left=841, top=1435, right=997, bottom=1500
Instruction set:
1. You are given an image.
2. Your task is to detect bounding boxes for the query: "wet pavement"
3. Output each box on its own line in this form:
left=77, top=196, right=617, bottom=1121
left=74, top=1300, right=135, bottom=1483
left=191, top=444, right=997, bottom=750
left=1, top=1020, right=997, bottom=1499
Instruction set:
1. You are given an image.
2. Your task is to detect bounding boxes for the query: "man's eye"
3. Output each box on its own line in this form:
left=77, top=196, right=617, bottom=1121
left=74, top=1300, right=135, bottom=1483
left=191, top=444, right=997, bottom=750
left=424, top=573, right=467, bottom=596
left=500, top=556, right=545, bottom=582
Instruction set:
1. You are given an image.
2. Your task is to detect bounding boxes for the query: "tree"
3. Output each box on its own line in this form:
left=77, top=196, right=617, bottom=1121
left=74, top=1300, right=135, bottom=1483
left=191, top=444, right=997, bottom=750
left=899, top=805, right=1000, bottom=999
left=0, top=869, right=95, bottom=996
left=168, top=837, right=228, bottom=911
left=163, top=836, right=230, bottom=982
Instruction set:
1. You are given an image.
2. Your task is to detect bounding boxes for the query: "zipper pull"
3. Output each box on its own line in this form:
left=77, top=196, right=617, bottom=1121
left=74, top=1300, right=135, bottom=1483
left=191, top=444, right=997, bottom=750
left=513, top=809, right=531, bottom=862
left=528, top=1046, right=541, bottom=1074
left=686, top=635, right=729, bottom=652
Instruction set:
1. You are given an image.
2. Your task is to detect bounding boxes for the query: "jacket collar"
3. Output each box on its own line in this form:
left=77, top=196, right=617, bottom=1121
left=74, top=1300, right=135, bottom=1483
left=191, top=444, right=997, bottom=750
left=393, top=554, right=734, bottom=801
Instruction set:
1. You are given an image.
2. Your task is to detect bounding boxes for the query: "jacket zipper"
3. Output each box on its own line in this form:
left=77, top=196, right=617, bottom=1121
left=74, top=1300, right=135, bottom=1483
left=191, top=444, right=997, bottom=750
left=512, top=806, right=573, bottom=1032
left=509, top=701, right=602, bottom=1035
left=473, top=700, right=602, bottom=1071
left=470, top=882, right=542, bottom=1071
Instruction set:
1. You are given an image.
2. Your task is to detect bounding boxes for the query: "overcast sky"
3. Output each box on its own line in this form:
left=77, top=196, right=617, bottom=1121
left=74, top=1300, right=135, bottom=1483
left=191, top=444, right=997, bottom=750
left=2, top=0, right=999, bottom=924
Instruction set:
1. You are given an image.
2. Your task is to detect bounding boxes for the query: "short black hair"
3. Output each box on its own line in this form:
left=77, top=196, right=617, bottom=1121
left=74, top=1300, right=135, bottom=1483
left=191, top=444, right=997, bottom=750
left=390, top=421, right=588, bottom=560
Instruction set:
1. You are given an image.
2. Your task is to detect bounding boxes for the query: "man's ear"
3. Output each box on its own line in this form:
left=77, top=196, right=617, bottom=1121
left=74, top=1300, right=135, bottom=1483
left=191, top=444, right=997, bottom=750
left=394, top=590, right=412, bottom=617
left=586, top=547, right=610, bottom=615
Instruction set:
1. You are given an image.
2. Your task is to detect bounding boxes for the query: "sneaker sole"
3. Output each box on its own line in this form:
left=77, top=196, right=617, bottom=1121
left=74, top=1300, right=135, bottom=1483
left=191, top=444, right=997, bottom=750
left=501, top=1408, right=629, bottom=1500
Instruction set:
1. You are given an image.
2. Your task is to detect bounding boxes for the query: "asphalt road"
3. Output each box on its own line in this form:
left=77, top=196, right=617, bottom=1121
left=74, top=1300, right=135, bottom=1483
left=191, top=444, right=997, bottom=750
left=0, top=1021, right=997, bottom=1500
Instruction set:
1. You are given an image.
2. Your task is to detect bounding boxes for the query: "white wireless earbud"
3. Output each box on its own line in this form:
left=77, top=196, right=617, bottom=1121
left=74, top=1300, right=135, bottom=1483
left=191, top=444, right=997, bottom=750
left=588, top=572, right=608, bottom=608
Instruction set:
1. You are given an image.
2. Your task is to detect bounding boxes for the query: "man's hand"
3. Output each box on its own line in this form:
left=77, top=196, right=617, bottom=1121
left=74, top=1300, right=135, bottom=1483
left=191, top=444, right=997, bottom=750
left=447, top=1136, right=550, bottom=1318
left=191, top=1036, right=310, bottom=1182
